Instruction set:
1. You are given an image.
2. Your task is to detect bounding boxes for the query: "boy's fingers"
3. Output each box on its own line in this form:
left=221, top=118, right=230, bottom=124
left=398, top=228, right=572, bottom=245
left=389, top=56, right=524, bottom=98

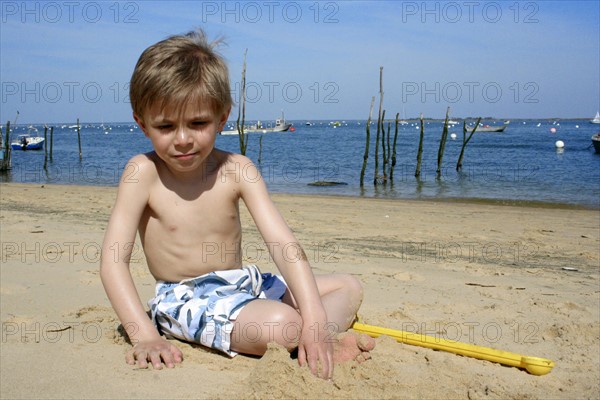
left=160, top=349, right=177, bottom=368
left=125, top=350, right=135, bottom=365
left=149, top=351, right=163, bottom=369
left=297, top=346, right=307, bottom=367
left=318, top=348, right=331, bottom=380
left=171, top=346, right=184, bottom=363
left=307, top=349, right=318, bottom=376
left=135, top=351, right=149, bottom=369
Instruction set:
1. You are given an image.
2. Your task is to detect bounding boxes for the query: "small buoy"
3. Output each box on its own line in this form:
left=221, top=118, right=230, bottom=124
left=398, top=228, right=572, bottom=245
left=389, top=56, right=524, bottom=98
left=555, top=140, right=564, bottom=148
left=575, top=125, right=579, bottom=128
left=450, top=133, right=457, bottom=140
left=550, top=127, right=557, bottom=134
left=290, top=127, right=295, bottom=132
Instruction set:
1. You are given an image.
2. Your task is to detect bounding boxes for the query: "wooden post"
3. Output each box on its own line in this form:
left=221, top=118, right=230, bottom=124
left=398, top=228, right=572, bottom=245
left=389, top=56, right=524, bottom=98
left=415, top=113, right=425, bottom=178
left=43, top=125, right=48, bottom=170
left=359, top=97, right=375, bottom=187
left=390, top=112, right=399, bottom=182
left=49, top=126, right=54, bottom=161
left=236, top=49, right=248, bottom=155
left=77, top=118, right=82, bottom=160
left=381, top=110, right=388, bottom=184
left=456, top=117, right=481, bottom=171
left=436, top=107, right=451, bottom=178
left=1, top=121, right=11, bottom=171
left=374, top=113, right=380, bottom=185
left=374, top=66, right=384, bottom=185
left=257, top=133, right=264, bottom=165
left=1, top=111, right=17, bottom=171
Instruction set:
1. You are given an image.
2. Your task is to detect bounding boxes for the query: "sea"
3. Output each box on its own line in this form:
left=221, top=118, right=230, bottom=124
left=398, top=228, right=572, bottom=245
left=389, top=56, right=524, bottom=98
left=2, top=119, right=599, bottom=209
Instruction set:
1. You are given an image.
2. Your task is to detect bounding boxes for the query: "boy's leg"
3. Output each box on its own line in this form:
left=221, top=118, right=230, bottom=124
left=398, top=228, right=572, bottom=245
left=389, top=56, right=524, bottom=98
left=282, top=273, right=375, bottom=363
left=282, top=273, right=364, bottom=332
left=230, top=299, right=302, bottom=355
left=230, top=273, right=374, bottom=360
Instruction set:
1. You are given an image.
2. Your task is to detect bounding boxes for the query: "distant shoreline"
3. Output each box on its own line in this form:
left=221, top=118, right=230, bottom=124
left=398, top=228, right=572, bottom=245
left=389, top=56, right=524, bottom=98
left=4, top=117, right=600, bottom=126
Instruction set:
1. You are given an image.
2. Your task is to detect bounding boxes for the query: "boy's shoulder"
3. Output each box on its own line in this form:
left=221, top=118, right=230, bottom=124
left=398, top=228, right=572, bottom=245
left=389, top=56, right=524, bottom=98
left=213, top=149, right=261, bottom=180
left=125, top=151, right=159, bottom=174
left=213, top=148, right=254, bottom=167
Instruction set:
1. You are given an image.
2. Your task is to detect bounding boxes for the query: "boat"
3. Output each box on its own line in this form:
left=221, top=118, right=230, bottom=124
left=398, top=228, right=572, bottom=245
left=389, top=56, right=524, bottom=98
left=591, top=111, right=600, bottom=124
left=592, top=134, right=600, bottom=154
left=11, top=134, right=45, bottom=150
left=466, top=124, right=506, bottom=133
left=220, top=112, right=292, bottom=135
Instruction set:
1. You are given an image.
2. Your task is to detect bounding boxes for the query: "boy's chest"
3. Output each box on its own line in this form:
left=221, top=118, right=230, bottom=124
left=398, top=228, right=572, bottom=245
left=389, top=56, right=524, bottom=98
left=146, top=182, right=241, bottom=235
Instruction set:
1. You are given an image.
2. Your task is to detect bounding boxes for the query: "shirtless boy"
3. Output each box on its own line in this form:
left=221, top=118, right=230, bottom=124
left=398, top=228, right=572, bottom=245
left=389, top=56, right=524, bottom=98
left=100, top=29, right=374, bottom=380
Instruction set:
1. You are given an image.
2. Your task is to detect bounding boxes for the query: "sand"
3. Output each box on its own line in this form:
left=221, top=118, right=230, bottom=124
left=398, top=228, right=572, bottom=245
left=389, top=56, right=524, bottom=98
left=1, top=182, right=598, bottom=399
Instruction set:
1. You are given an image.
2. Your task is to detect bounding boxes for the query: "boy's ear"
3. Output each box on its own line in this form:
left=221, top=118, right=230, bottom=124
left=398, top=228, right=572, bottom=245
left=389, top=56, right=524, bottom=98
left=217, top=107, right=231, bottom=131
left=133, top=113, right=149, bottom=137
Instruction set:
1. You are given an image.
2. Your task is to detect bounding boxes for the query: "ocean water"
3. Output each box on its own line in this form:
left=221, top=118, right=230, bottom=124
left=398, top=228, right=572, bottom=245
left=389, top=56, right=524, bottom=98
left=2, top=119, right=599, bottom=208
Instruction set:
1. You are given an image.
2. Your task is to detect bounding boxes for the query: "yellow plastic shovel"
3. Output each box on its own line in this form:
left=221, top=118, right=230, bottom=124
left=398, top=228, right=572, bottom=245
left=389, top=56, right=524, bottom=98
left=352, top=321, right=555, bottom=375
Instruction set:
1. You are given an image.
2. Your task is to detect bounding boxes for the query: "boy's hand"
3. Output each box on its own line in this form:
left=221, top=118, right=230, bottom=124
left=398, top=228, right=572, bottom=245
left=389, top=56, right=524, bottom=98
left=126, top=337, right=183, bottom=369
left=297, top=317, right=334, bottom=380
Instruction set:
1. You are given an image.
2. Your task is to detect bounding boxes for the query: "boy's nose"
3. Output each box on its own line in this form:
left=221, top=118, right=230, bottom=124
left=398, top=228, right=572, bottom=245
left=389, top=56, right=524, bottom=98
left=174, top=127, right=193, bottom=146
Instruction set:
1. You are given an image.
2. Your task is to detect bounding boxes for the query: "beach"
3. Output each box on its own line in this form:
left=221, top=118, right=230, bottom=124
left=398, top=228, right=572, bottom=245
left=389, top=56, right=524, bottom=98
left=1, top=182, right=598, bottom=399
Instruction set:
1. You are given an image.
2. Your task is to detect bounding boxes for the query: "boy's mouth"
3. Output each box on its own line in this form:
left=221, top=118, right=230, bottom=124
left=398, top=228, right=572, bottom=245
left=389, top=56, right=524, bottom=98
left=174, top=152, right=198, bottom=160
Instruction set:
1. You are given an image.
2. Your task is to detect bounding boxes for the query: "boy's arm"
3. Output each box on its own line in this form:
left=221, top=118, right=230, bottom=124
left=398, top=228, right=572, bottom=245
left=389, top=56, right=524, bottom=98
left=100, top=155, right=182, bottom=369
left=236, top=156, right=333, bottom=378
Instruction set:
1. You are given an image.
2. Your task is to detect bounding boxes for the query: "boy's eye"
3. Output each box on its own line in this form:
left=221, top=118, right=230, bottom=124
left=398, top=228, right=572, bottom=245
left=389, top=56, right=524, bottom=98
left=192, top=121, right=207, bottom=126
left=157, top=124, right=172, bottom=130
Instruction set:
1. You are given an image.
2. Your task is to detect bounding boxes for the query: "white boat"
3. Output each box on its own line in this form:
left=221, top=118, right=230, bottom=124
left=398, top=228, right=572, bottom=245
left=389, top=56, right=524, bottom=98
left=591, top=111, right=600, bottom=124
left=466, top=124, right=506, bottom=133
left=11, top=134, right=45, bottom=150
left=221, top=112, right=292, bottom=135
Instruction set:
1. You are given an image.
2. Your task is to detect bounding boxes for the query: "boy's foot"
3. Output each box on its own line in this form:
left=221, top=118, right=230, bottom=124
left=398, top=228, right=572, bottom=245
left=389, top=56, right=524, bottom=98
left=332, top=332, right=376, bottom=364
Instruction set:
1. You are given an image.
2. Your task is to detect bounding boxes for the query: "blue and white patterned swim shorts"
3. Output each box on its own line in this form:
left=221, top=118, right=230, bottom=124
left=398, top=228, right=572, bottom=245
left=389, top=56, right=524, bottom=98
left=148, top=264, right=287, bottom=356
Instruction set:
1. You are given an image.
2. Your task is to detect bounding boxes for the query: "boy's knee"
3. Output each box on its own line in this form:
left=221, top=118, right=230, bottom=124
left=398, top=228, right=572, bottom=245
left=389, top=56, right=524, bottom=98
left=267, top=308, right=302, bottom=350
left=270, top=306, right=302, bottom=327
left=341, top=274, right=364, bottom=300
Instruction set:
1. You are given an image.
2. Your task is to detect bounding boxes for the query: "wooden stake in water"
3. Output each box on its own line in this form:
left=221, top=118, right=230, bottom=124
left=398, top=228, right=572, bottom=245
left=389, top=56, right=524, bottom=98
left=236, top=49, right=249, bottom=155
left=49, top=126, right=54, bottom=161
left=360, top=96, right=375, bottom=187
left=456, top=117, right=481, bottom=171
left=258, top=133, right=264, bottom=165
left=374, top=66, right=384, bottom=186
left=43, top=125, right=48, bottom=170
left=415, top=113, right=425, bottom=178
left=436, top=107, right=451, bottom=178
left=389, top=113, right=399, bottom=182
left=381, top=110, right=388, bottom=184
left=1, top=121, right=12, bottom=171
left=77, top=118, right=82, bottom=160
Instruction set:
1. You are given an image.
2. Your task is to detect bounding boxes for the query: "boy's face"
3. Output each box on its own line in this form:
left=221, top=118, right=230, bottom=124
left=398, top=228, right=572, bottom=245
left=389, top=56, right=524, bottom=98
left=134, top=99, right=230, bottom=175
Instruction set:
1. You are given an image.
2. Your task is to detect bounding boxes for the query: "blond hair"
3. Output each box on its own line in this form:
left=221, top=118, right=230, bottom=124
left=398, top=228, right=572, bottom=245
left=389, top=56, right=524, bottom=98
left=129, top=29, right=233, bottom=118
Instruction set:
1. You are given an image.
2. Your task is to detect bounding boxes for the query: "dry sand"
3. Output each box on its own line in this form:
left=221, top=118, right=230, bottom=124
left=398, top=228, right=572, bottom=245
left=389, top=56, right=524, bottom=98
left=1, top=182, right=598, bottom=399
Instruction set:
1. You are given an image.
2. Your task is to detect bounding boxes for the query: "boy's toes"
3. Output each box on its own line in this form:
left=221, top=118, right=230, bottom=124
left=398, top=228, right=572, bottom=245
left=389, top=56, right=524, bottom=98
left=357, top=333, right=376, bottom=352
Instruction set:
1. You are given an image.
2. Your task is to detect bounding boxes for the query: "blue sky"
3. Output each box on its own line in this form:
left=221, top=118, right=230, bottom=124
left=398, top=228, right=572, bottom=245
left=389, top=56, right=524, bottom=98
left=1, top=0, right=599, bottom=124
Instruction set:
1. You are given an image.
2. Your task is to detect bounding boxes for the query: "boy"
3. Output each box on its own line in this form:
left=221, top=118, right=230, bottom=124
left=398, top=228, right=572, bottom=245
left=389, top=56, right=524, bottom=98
left=100, top=30, right=374, bottom=380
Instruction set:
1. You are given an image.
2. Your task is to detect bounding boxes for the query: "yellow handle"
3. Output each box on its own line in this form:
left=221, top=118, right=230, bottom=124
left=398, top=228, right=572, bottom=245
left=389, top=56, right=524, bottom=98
left=351, top=322, right=554, bottom=376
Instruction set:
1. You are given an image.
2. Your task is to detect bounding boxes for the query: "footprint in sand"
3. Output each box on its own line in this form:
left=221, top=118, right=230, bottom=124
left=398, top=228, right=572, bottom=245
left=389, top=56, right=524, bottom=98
left=392, top=272, right=424, bottom=282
